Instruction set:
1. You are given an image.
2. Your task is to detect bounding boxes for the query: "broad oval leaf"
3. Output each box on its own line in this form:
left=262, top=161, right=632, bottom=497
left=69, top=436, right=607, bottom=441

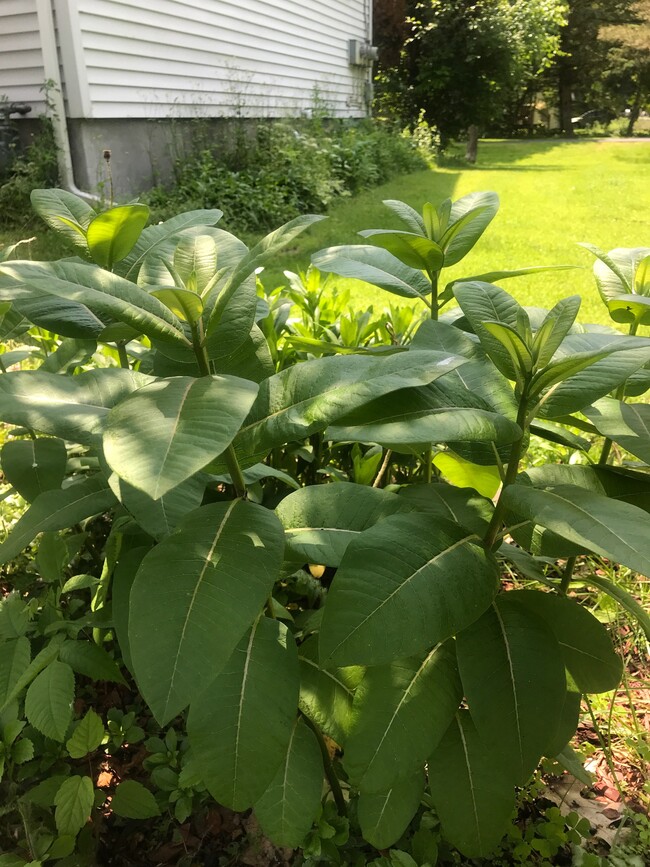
left=319, top=514, right=499, bottom=667
left=254, top=717, right=323, bottom=848
left=456, top=595, right=570, bottom=784
left=607, top=294, right=650, bottom=326
left=0, top=637, right=31, bottom=706
left=398, top=483, right=494, bottom=536
left=357, top=771, right=425, bottom=850
left=343, top=642, right=461, bottom=792
left=129, top=500, right=284, bottom=724
left=54, top=775, right=94, bottom=837
left=25, top=660, right=75, bottom=742
left=0, top=476, right=117, bottom=565
left=223, top=350, right=466, bottom=471
left=103, top=374, right=258, bottom=499
left=441, top=191, right=499, bottom=267
left=66, top=709, right=105, bottom=759
left=501, top=483, right=650, bottom=578
left=429, top=711, right=515, bottom=859
left=187, top=617, right=299, bottom=811
left=359, top=230, right=444, bottom=273
left=0, top=368, right=152, bottom=446
left=0, top=260, right=190, bottom=347
left=31, top=189, right=94, bottom=248
left=1, top=438, right=67, bottom=502
left=312, top=245, right=433, bottom=299
left=86, top=204, right=150, bottom=269
left=110, top=780, right=160, bottom=819
left=298, top=637, right=362, bottom=745
left=150, top=287, right=204, bottom=324
left=512, top=590, right=622, bottom=694
left=276, top=482, right=414, bottom=567
left=584, top=397, right=650, bottom=464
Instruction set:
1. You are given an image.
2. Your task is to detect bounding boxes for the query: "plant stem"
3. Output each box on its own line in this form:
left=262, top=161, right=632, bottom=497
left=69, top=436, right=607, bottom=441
left=372, top=448, right=393, bottom=488
left=483, top=395, right=529, bottom=551
left=302, top=714, right=347, bottom=817
left=429, top=271, right=439, bottom=320
left=559, top=556, right=577, bottom=595
left=115, top=342, right=129, bottom=369
left=424, top=444, right=433, bottom=483
left=192, top=325, right=248, bottom=499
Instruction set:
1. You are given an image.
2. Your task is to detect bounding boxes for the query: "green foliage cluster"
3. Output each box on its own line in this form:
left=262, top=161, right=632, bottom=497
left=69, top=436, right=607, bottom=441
left=0, top=188, right=648, bottom=866
left=146, top=120, right=428, bottom=234
left=0, top=119, right=58, bottom=230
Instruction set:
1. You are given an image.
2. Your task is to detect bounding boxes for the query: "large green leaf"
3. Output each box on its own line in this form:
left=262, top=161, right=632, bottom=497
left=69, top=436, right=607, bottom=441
left=531, top=296, right=582, bottom=368
left=343, top=642, right=461, bottom=792
left=0, top=368, right=150, bottom=446
left=223, top=350, right=466, bottom=470
left=512, top=591, right=622, bottom=694
left=429, top=711, right=515, bottom=858
left=312, top=245, right=433, bottom=300
left=357, top=771, right=425, bottom=850
left=607, top=294, right=650, bottom=327
left=112, top=546, right=149, bottom=676
left=397, top=483, right=494, bottom=536
left=319, top=514, right=498, bottom=667
left=0, top=476, right=116, bottom=565
left=53, top=775, right=94, bottom=837
left=545, top=678, right=582, bottom=759
left=327, top=390, right=520, bottom=449
left=440, top=191, right=499, bottom=267
left=119, top=209, right=223, bottom=280
left=173, top=234, right=218, bottom=295
left=456, top=595, right=566, bottom=785
left=1, top=438, right=67, bottom=502
left=254, top=717, right=323, bottom=847
left=536, top=334, right=650, bottom=418
left=580, top=244, right=650, bottom=302
left=187, top=617, right=299, bottom=811
left=24, top=660, right=75, bottom=742
left=0, top=261, right=189, bottom=346
left=107, top=470, right=205, bottom=540
left=276, top=482, right=414, bottom=567
left=383, top=199, right=426, bottom=234
left=129, top=500, right=284, bottom=724
left=103, top=374, right=258, bottom=499
left=298, top=637, right=362, bottom=745
left=30, top=189, right=94, bottom=248
left=359, top=230, right=444, bottom=273
left=501, top=483, right=650, bottom=577
left=0, top=637, right=31, bottom=706
left=86, top=204, right=150, bottom=269
left=110, top=780, right=160, bottom=819
left=584, top=398, right=650, bottom=464
left=411, top=318, right=482, bottom=359
left=66, top=709, right=105, bottom=759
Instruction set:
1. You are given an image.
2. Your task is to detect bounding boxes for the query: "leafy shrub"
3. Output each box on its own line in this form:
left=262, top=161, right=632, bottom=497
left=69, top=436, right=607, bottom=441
left=0, top=188, right=648, bottom=865
left=0, top=118, right=59, bottom=230
left=147, top=120, right=427, bottom=233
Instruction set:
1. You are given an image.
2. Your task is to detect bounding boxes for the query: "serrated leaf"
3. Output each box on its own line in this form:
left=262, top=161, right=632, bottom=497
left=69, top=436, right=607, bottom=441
left=130, top=500, right=284, bottom=724
left=103, top=375, right=258, bottom=499
left=54, top=775, right=94, bottom=836
left=343, top=642, right=461, bottom=792
left=86, top=204, right=150, bottom=269
left=110, top=780, right=160, bottom=819
left=0, top=637, right=31, bottom=704
left=59, top=641, right=125, bottom=684
left=188, top=617, right=299, bottom=811
left=0, top=476, right=116, bottom=565
left=319, top=514, right=498, bottom=667
left=254, top=718, right=323, bottom=847
left=429, top=711, right=515, bottom=858
left=66, top=709, right=105, bottom=758
left=0, top=594, right=31, bottom=640
left=456, top=596, right=566, bottom=785
left=312, top=244, right=432, bottom=300
left=22, top=774, right=70, bottom=808
left=357, top=771, right=425, bottom=850
left=1, top=438, right=67, bottom=502
left=12, top=738, right=34, bottom=764
left=512, top=591, right=622, bottom=694
left=24, top=661, right=74, bottom=742
left=276, top=482, right=414, bottom=567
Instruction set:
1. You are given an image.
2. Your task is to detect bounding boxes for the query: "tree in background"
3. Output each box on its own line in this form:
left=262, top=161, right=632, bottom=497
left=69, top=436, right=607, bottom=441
left=599, top=0, right=650, bottom=134
left=374, top=1, right=566, bottom=158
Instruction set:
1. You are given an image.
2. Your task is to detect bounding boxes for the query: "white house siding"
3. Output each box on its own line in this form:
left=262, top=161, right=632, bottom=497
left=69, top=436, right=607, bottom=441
left=74, top=0, right=371, bottom=119
left=0, top=0, right=46, bottom=110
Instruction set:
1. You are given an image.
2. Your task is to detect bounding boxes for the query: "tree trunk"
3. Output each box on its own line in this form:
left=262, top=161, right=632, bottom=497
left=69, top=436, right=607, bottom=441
left=558, top=56, right=574, bottom=136
left=626, top=80, right=642, bottom=136
left=465, top=125, right=479, bottom=163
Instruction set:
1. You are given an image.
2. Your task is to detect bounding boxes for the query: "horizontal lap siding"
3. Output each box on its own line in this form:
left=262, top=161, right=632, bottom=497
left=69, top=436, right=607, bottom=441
left=77, top=0, right=369, bottom=118
left=0, top=5, right=46, bottom=111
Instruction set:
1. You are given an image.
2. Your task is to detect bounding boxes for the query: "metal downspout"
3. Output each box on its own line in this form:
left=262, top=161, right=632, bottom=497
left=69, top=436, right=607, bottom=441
left=35, top=0, right=99, bottom=202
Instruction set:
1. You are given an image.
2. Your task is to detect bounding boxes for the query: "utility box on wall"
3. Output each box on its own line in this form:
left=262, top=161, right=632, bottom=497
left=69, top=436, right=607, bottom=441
left=348, top=38, right=379, bottom=66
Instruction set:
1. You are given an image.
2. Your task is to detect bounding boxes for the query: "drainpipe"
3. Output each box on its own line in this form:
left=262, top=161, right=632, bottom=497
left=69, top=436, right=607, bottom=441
left=35, top=0, right=99, bottom=202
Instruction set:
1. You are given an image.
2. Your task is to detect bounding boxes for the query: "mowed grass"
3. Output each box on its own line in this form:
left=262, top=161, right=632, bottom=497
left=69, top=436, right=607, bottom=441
left=262, top=138, right=650, bottom=326
left=2, top=139, right=648, bottom=326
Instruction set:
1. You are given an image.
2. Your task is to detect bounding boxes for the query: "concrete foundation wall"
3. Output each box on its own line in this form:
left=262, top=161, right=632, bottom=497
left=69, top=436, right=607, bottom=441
left=67, top=116, right=255, bottom=199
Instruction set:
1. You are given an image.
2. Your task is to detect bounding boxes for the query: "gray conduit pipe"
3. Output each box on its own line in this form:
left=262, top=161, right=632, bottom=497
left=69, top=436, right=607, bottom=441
left=35, top=0, right=100, bottom=203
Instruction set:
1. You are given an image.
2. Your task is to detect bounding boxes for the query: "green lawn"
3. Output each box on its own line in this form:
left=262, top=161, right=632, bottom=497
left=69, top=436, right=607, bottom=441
left=2, top=138, right=649, bottom=326
left=262, top=138, right=650, bottom=326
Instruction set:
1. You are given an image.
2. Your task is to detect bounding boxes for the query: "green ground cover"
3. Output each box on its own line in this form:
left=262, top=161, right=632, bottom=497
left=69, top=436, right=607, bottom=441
left=260, top=138, right=650, bottom=325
